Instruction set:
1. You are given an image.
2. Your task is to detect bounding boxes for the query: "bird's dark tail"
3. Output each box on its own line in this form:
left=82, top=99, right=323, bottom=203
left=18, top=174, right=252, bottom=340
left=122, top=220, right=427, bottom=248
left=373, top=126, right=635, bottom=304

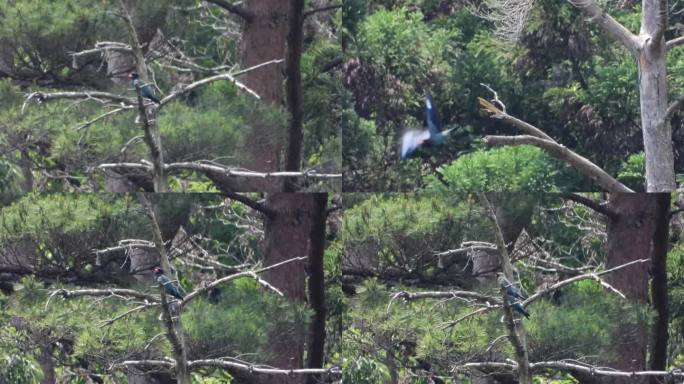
left=150, top=95, right=161, bottom=104
left=521, top=308, right=530, bottom=318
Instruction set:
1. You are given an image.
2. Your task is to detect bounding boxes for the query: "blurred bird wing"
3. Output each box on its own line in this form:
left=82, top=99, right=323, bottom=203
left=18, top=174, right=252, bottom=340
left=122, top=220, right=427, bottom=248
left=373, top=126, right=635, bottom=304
left=400, top=129, right=430, bottom=158
left=425, top=95, right=442, bottom=136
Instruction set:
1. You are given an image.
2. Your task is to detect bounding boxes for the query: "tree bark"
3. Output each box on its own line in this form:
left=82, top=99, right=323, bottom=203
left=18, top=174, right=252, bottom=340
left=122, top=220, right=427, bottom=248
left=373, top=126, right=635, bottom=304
left=284, top=0, right=305, bottom=192
left=260, top=193, right=314, bottom=384
left=648, top=193, right=669, bottom=383
left=638, top=19, right=673, bottom=191
left=305, top=193, right=327, bottom=384
left=603, top=194, right=658, bottom=384
left=237, top=0, right=289, bottom=191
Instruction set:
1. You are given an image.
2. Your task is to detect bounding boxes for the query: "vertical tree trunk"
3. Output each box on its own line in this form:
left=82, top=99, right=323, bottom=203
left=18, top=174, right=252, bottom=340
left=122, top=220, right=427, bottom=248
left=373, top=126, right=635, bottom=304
left=238, top=0, right=289, bottom=191
left=38, top=344, right=55, bottom=384
left=480, top=194, right=531, bottom=384
left=648, top=193, right=670, bottom=383
left=638, top=38, right=673, bottom=191
left=305, top=193, right=327, bottom=384
left=284, top=0, right=305, bottom=193
left=603, top=194, right=657, bottom=384
left=260, top=193, right=314, bottom=384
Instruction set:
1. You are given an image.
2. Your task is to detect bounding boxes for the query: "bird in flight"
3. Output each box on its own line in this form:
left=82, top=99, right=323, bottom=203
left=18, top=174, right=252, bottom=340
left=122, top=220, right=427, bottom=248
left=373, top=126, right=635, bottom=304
left=400, top=94, right=456, bottom=159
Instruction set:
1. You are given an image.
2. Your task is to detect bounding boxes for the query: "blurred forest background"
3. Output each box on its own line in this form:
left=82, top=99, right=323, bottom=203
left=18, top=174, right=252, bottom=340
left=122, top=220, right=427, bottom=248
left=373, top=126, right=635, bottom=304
left=341, top=0, right=684, bottom=191
left=0, top=0, right=343, bottom=194
left=0, top=192, right=343, bottom=383
left=341, top=192, right=684, bottom=383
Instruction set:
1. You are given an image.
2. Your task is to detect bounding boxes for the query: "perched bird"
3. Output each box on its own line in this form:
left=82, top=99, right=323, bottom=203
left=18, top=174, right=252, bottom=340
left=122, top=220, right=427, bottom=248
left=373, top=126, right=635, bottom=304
left=496, top=272, right=530, bottom=318
left=128, top=72, right=160, bottom=104
left=153, top=267, right=184, bottom=300
left=400, top=94, right=456, bottom=159
left=497, top=272, right=525, bottom=300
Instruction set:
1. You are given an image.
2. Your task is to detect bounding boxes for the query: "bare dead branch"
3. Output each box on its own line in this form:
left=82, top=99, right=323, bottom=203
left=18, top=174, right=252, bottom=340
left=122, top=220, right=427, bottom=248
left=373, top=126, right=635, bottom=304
left=485, top=135, right=633, bottom=193
left=158, top=60, right=285, bottom=105
left=454, top=360, right=684, bottom=377
left=181, top=256, right=307, bottom=307
left=667, top=35, right=684, bottom=50
left=99, top=303, right=159, bottom=327
left=387, top=290, right=500, bottom=313
left=97, top=162, right=341, bottom=182
left=478, top=98, right=554, bottom=141
left=23, top=91, right=134, bottom=113
left=567, top=0, right=640, bottom=54
left=47, top=288, right=158, bottom=308
left=188, top=359, right=341, bottom=376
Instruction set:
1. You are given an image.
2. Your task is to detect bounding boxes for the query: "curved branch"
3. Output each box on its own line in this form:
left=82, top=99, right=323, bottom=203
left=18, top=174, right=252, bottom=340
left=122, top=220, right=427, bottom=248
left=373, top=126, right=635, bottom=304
left=484, top=135, right=633, bottom=193
left=224, top=192, right=277, bottom=218
left=567, top=0, right=640, bottom=54
left=204, top=0, right=255, bottom=22
left=559, top=193, right=618, bottom=220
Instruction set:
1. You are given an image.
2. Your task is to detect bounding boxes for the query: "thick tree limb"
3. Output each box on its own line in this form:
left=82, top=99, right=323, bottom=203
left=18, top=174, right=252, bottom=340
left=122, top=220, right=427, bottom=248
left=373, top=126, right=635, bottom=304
left=189, top=359, right=341, bottom=376
left=559, top=193, right=618, bottom=220
left=455, top=360, right=684, bottom=377
left=110, top=358, right=340, bottom=376
left=97, top=162, right=341, bottom=182
left=567, top=0, right=640, bottom=54
left=224, top=192, right=276, bottom=218
left=667, top=35, right=684, bottom=50
left=204, top=0, right=255, bottom=22
left=484, top=135, right=633, bottom=193
left=304, top=4, right=342, bottom=18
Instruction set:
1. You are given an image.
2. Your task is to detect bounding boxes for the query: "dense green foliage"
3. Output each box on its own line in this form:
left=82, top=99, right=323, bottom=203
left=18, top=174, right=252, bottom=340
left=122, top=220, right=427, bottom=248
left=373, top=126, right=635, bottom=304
left=0, top=0, right=341, bottom=193
left=341, top=193, right=684, bottom=382
left=0, top=193, right=342, bottom=383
